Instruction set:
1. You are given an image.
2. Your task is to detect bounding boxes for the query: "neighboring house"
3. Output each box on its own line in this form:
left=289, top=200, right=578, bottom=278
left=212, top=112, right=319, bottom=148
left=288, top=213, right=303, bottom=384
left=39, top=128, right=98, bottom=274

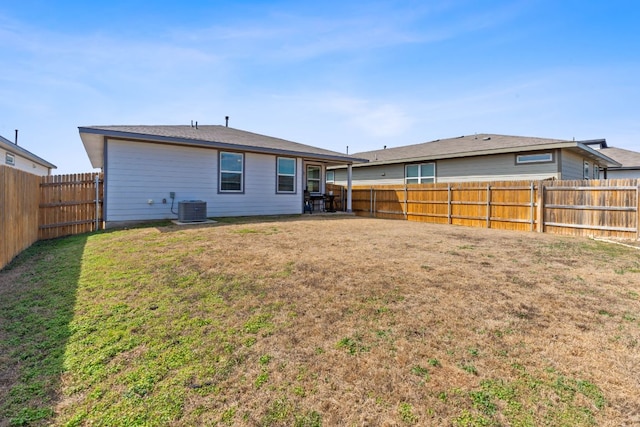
left=0, top=134, right=56, bottom=176
left=79, top=125, right=363, bottom=228
left=581, top=139, right=640, bottom=179
left=328, top=134, right=619, bottom=186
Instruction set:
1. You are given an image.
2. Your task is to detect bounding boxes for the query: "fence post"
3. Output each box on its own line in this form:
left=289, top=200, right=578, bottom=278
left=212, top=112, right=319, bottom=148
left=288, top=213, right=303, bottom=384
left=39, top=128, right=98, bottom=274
left=95, top=173, right=100, bottom=231
left=447, top=183, right=452, bottom=224
left=530, top=181, right=535, bottom=232
left=373, top=189, right=377, bottom=218
left=536, top=180, right=545, bottom=233
left=486, top=183, right=491, bottom=228
left=404, top=185, right=408, bottom=220
left=636, top=182, right=639, bottom=241
left=370, top=187, right=373, bottom=217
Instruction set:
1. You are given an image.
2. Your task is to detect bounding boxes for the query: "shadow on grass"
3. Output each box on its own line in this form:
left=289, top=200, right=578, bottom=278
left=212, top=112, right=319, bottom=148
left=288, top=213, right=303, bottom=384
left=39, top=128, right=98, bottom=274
left=0, top=234, right=88, bottom=426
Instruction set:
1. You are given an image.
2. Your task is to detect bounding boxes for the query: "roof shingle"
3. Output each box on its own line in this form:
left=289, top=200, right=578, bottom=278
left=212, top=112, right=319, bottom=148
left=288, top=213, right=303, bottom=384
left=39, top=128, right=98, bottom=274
left=80, top=125, right=361, bottom=164
left=599, top=147, right=640, bottom=168
left=352, top=133, right=568, bottom=163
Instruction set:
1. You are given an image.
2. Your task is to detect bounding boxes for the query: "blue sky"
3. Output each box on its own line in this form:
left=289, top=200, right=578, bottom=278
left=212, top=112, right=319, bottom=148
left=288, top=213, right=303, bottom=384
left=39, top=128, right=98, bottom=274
left=1, top=0, right=639, bottom=174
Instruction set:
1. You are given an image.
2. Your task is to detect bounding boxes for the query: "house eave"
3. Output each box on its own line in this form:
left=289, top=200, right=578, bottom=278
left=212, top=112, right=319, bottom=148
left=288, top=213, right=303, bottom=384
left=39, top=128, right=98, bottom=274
left=79, top=127, right=366, bottom=168
left=573, top=143, right=620, bottom=167
left=329, top=141, right=621, bottom=169
left=608, top=166, right=640, bottom=171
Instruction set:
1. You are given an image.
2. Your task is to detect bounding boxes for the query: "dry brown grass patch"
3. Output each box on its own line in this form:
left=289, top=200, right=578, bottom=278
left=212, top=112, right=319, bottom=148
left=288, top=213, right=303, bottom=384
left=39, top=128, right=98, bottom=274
left=2, top=216, right=639, bottom=426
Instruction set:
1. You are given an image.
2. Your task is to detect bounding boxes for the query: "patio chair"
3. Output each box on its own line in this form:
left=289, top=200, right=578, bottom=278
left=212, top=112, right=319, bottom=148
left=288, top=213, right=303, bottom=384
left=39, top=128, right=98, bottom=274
left=304, top=189, right=313, bottom=213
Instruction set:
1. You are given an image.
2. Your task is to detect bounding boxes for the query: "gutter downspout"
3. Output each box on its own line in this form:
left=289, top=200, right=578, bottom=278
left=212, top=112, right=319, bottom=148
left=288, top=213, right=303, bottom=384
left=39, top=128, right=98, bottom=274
left=346, top=164, right=353, bottom=213
left=95, top=174, right=100, bottom=231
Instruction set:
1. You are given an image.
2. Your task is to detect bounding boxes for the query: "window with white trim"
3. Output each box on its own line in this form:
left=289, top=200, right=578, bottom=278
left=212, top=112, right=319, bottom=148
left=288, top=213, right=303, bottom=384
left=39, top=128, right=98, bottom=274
left=5, top=152, right=15, bottom=166
left=306, top=165, right=321, bottom=193
left=326, top=170, right=335, bottom=183
left=219, top=152, right=243, bottom=192
left=277, top=157, right=296, bottom=193
left=593, top=165, right=599, bottom=179
left=516, top=152, right=553, bottom=164
left=405, top=163, right=435, bottom=184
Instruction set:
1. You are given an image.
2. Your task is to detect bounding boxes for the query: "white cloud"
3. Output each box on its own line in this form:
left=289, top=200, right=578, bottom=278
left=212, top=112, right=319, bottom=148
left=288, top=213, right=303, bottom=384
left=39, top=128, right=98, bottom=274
left=167, top=2, right=499, bottom=62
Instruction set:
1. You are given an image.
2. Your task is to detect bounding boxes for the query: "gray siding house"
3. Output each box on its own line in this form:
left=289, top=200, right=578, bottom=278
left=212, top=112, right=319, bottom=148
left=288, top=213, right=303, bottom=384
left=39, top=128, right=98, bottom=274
left=79, top=125, right=363, bottom=228
left=328, top=134, right=619, bottom=186
left=1, top=134, right=56, bottom=176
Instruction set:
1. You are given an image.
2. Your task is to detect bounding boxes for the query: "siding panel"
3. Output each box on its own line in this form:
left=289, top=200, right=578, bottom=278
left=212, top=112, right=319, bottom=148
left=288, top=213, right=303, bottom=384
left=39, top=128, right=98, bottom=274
left=334, top=164, right=405, bottom=186
left=607, top=169, right=640, bottom=179
left=105, top=140, right=304, bottom=224
left=560, top=151, right=586, bottom=180
left=437, top=154, right=559, bottom=182
left=334, top=152, right=561, bottom=185
left=106, top=140, right=216, bottom=222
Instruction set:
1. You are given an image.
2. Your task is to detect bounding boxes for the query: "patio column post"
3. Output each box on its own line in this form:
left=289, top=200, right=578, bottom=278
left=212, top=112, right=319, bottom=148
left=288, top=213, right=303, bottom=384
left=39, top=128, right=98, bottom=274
left=346, top=164, right=353, bottom=212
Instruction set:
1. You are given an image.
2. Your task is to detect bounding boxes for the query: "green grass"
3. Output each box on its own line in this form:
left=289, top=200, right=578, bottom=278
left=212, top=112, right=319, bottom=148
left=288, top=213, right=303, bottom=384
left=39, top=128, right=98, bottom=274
left=0, top=228, right=327, bottom=425
left=398, top=402, right=418, bottom=424
left=0, top=235, right=87, bottom=426
left=336, top=334, right=371, bottom=355
left=443, top=366, right=606, bottom=427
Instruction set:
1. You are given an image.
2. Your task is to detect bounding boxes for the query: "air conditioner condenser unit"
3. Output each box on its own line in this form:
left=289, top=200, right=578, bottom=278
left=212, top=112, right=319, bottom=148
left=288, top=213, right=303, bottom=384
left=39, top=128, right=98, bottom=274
left=178, top=200, right=207, bottom=222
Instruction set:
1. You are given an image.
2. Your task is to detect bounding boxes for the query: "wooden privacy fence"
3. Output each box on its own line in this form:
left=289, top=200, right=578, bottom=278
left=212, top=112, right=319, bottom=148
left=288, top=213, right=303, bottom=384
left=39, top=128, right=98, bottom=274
left=1, top=168, right=104, bottom=270
left=0, top=166, right=40, bottom=269
left=349, top=179, right=639, bottom=240
left=39, top=173, right=104, bottom=240
left=326, top=183, right=346, bottom=211
left=542, top=179, right=638, bottom=239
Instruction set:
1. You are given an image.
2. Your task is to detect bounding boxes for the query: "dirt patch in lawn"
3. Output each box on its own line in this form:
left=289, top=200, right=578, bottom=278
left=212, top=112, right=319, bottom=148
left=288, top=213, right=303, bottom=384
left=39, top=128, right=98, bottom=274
left=1, top=216, right=639, bottom=426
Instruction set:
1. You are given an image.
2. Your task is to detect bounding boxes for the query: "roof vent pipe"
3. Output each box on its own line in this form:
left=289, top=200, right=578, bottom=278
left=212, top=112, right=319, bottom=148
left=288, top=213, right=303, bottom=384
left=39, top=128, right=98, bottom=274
left=14, top=129, right=18, bottom=145
left=225, top=116, right=229, bottom=127
left=191, top=120, right=193, bottom=127
left=195, top=121, right=198, bottom=129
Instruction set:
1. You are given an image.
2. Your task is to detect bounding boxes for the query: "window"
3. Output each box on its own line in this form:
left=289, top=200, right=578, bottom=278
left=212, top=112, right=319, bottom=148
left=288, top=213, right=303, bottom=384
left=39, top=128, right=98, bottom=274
left=5, top=153, right=15, bottom=166
left=326, top=170, right=335, bottom=183
left=277, top=157, right=296, bottom=193
left=593, top=165, right=599, bottom=179
left=583, top=161, right=590, bottom=179
left=219, top=152, right=243, bottom=192
left=405, top=163, right=435, bottom=184
left=306, top=165, right=321, bottom=193
left=516, top=152, right=553, bottom=164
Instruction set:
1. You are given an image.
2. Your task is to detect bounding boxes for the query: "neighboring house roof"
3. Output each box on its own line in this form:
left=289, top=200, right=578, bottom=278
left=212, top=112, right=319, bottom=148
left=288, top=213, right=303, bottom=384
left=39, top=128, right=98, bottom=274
left=0, top=134, right=57, bottom=169
left=79, top=125, right=366, bottom=169
left=332, top=133, right=619, bottom=168
left=598, top=147, right=640, bottom=170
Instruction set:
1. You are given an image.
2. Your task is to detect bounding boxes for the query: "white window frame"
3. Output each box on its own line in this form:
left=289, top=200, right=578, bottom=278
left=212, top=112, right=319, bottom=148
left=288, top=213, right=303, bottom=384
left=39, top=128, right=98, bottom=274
left=405, top=163, right=435, bottom=184
left=326, top=170, right=335, bottom=183
left=219, top=151, right=244, bottom=193
left=5, top=152, right=15, bottom=166
left=276, top=157, right=296, bottom=194
left=306, top=165, right=321, bottom=193
left=516, top=152, right=553, bottom=164
left=593, top=164, right=599, bottom=179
